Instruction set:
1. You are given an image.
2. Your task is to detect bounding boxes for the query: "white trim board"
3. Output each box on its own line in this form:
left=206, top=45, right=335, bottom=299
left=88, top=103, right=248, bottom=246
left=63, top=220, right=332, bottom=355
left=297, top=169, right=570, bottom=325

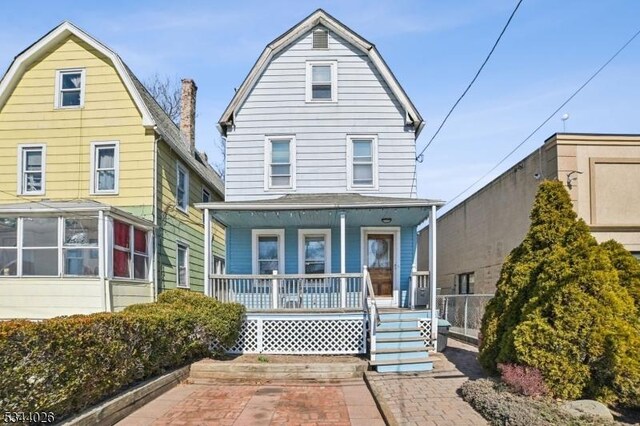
left=251, top=229, right=286, bottom=275
left=360, top=226, right=401, bottom=307
left=297, top=229, right=332, bottom=274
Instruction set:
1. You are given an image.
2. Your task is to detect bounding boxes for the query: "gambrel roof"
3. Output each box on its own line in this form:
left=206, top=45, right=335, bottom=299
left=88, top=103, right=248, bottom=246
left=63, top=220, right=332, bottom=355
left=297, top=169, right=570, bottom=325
left=0, top=21, right=224, bottom=195
left=218, top=8, right=425, bottom=136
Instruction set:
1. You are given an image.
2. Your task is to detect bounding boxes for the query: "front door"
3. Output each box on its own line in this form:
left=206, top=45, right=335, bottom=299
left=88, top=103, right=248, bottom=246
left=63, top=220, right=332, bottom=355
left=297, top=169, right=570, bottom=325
left=367, top=234, right=394, bottom=297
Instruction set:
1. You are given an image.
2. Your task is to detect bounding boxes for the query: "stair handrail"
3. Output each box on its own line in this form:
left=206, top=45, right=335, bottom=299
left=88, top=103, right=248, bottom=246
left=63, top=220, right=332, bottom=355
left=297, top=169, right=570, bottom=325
left=363, top=266, right=381, bottom=326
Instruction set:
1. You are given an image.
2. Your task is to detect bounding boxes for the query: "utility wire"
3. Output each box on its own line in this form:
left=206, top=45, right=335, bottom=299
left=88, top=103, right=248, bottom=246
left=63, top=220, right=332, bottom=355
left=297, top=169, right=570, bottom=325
left=445, top=26, right=640, bottom=209
left=415, top=0, right=524, bottom=162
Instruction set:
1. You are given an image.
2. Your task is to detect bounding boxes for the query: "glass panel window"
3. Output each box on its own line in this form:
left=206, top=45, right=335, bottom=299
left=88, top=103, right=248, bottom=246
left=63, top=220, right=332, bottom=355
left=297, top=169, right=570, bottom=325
left=23, top=218, right=57, bottom=247
left=202, top=188, right=211, bottom=203
left=21, top=147, right=44, bottom=194
left=176, top=164, right=189, bottom=212
left=94, top=144, right=117, bottom=192
left=0, top=218, right=17, bottom=276
left=304, top=236, right=325, bottom=274
left=63, top=218, right=98, bottom=276
left=457, top=272, right=475, bottom=294
left=177, top=243, right=189, bottom=287
left=58, top=70, right=83, bottom=107
left=258, top=236, right=279, bottom=274
left=270, top=140, right=291, bottom=187
left=352, top=139, right=373, bottom=186
left=113, top=220, right=131, bottom=278
left=311, top=64, right=332, bottom=100
left=22, top=249, right=58, bottom=276
left=133, top=229, right=148, bottom=280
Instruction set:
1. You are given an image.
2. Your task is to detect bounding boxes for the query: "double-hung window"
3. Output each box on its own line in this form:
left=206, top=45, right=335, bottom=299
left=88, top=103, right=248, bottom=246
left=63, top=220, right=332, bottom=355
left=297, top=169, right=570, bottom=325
left=18, top=145, right=45, bottom=195
left=176, top=163, right=189, bottom=213
left=0, top=218, right=17, bottom=276
left=56, top=69, right=85, bottom=108
left=266, top=136, right=295, bottom=189
left=298, top=229, right=331, bottom=274
left=306, top=61, right=337, bottom=102
left=113, top=220, right=149, bottom=280
left=91, top=142, right=118, bottom=194
left=63, top=218, right=99, bottom=276
left=22, top=218, right=58, bottom=276
left=252, top=229, right=285, bottom=275
left=177, top=242, right=189, bottom=288
left=347, top=135, right=378, bottom=189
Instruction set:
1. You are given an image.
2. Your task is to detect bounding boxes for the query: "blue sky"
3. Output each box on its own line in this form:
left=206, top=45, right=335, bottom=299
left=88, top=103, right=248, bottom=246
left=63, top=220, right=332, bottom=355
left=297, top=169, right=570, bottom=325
left=1, top=1, right=639, bottom=210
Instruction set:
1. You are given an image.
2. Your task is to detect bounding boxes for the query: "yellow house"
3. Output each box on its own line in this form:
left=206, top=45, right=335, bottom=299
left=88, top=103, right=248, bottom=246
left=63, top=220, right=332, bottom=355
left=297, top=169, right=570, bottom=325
left=0, top=22, right=225, bottom=319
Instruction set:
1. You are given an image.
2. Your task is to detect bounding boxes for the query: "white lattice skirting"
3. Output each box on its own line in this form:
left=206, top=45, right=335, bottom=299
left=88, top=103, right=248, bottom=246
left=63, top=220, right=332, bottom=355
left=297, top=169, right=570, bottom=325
left=226, top=313, right=367, bottom=355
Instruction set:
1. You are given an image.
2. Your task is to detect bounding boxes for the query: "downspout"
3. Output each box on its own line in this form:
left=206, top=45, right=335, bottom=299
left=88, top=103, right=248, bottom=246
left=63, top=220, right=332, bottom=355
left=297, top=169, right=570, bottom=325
left=152, top=129, right=160, bottom=301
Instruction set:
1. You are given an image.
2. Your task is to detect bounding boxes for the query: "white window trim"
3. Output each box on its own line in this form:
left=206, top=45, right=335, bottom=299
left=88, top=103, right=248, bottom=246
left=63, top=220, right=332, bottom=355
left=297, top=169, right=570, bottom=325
left=54, top=68, right=86, bottom=109
left=346, top=134, right=379, bottom=191
left=305, top=61, right=338, bottom=103
left=297, top=229, right=331, bottom=274
left=176, top=162, right=190, bottom=214
left=90, top=141, right=119, bottom=195
left=176, top=241, right=190, bottom=288
left=251, top=229, right=285, bottom=275
left=17, top=144, right=46, bottom=196
left=264, top=135, right=296, bottom=191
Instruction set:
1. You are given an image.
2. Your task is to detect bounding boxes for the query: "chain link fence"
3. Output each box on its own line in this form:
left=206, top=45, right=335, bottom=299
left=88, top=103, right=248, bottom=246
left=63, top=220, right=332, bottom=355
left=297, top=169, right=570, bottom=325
left=437, top=294, right=494, bottom=340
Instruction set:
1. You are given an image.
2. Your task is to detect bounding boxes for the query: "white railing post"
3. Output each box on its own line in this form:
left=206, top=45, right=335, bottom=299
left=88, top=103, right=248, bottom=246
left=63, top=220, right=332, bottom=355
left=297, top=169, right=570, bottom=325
left=203, top=208, right=211, bottom=297
left=362, top=265, right=368, bottom=306
left=272, top=270, right=279, bottom=309
left=410, top=265, right=417, bottom=310
left=369, top=302, right=377, bottom=361
left=429, top=204, right=438, bottom=345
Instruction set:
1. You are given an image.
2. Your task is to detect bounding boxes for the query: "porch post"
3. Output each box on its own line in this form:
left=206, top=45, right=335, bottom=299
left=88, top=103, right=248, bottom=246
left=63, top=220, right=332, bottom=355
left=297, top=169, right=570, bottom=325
left=204, top=208, right=211, bottom=297
left=340, top=211, right=347, bottom=308
left=428, top=205, right=438, bottom=347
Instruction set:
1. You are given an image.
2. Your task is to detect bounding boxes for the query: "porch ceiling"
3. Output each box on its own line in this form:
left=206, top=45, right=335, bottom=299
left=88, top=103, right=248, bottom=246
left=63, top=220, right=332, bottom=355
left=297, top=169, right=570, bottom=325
left=210, top=206, right=432, bottom=228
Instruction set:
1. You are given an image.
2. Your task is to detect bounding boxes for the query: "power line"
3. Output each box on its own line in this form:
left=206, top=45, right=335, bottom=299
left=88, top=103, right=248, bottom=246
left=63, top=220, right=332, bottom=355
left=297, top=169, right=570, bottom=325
left=415, top=0, right=524, bottom=163
left=444, top=26, right=640, bottom=209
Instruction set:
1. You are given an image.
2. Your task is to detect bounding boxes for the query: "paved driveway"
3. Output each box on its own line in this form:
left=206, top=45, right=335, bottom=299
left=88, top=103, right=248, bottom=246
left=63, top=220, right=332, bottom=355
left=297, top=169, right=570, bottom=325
left=118, top=379, right=384, bottom=426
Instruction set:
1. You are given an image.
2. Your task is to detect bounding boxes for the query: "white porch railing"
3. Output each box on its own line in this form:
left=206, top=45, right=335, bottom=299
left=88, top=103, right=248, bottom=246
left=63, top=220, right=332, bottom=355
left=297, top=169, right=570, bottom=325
left=210, top=272, right=365, bottom=310
left=410, top=269, right=430, bottom=310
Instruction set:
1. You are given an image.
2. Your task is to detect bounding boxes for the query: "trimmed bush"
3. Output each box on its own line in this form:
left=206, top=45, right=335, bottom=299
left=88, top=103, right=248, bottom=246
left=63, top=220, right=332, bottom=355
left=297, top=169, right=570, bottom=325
left=0, top=290, right=244, bottom=420
left=479, top=180, right=640, bottom=406
left=498, top=363, right=548, bottom=397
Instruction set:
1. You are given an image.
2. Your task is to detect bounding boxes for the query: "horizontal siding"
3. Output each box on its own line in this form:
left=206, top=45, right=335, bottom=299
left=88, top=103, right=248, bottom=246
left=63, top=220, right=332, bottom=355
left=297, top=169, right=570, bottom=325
left=0, top=34, right=154, bottom=208
left=0, top=278, right=104, bottom=319
left=110, top=280, right=153, bottom=311
left=226, top=27, right=417, bottom=201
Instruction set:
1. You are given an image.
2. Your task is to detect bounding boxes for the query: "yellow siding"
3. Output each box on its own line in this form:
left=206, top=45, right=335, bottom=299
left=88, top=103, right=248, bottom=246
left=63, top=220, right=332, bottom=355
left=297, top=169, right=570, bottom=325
left=0, top=35, right=154, bottom=207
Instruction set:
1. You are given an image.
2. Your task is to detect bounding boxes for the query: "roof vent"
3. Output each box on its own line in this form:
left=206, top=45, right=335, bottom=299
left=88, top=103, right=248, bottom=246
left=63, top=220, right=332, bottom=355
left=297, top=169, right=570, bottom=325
left=313, top=29, right=328, bottom=49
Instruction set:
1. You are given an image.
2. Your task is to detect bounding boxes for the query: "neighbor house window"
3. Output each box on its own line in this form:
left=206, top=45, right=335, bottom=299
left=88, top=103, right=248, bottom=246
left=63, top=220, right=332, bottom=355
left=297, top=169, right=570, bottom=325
left=312, top=28, right=329, bottom=49
left=632, top=252, right=640, bottom=261
left=56, top=69, right=85, bottom=108
left=457, top=272, right=475, bottom=294
left=18, top=145, right=45, bottom=195
left=113, top=220, right=149, bottom=280
left=0, top=218, right=17, bottom=276
left=202, top=188, right=211, bottom=203
left=347, top=135, right=378, bottom=189
left=91, top=142, right=118, bottom=193
left=252, top=229, right=285, bottom=275
left=176, top=163, right=189, bottom=213
left=306, top=61, right=337, bottom=102
left=63, top=217, right=99, bottom=276
left=298, top=229, right=331, bottom=274
left=177, top=242, right=189, bottom=288
left=22, top=217, right=58, bottom=276
left=265, top=136, right=295, bottom=189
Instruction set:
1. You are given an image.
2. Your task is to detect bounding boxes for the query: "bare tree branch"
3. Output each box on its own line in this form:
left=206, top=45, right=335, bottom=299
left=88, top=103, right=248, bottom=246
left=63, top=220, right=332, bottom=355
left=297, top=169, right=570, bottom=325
left=143, top=73, right=181, bottom=125
left=213, top=135, right=226, bottom=179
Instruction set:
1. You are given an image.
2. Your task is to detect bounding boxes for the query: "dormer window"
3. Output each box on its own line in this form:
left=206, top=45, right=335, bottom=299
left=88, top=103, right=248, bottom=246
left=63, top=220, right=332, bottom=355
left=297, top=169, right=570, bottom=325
left=306, top=61, right=337, bottom=102
left=55, top=69, right=85, bottom=108
left=312, top=29, right=329, bottom=49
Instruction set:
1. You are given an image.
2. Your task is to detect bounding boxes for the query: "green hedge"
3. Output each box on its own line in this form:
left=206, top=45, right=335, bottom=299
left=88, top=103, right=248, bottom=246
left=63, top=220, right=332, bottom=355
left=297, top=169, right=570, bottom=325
left=0, top=290, right=245, bottom=420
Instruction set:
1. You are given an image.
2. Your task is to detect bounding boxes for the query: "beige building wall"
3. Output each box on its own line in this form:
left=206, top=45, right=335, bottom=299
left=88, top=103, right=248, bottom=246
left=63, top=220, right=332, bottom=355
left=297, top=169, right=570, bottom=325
left=419, top=133, right=640, bottom=295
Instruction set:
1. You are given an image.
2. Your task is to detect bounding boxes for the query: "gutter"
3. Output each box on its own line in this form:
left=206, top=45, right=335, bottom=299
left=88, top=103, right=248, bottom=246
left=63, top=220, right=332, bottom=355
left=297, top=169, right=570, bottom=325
left=152, top=130, right=160, bottom=302
left=195, top=201, right=446, bottom=211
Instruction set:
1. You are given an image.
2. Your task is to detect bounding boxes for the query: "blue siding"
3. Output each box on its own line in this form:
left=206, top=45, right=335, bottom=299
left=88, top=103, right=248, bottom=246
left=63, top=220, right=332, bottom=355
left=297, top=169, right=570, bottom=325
left=227, top=224, right=417, bottom=307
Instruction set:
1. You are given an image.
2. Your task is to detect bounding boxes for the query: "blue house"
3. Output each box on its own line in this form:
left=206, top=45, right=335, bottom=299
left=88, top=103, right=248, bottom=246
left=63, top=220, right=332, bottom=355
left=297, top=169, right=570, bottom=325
left=199, top=9, right=443, bottom=372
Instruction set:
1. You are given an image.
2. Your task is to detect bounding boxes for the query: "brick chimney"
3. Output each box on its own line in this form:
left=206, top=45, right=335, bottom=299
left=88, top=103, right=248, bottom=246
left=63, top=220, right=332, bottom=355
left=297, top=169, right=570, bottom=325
left=180, top=79, right=197, bottom=152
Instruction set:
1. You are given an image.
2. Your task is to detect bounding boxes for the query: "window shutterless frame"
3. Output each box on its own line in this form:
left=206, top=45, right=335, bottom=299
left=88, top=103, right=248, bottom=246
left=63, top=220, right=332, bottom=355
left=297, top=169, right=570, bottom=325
left=264, top=136, right=296, bottom=191
left=90, top=141, right=119, bottom=194
left=251, top=229, right=285, bottom=275
left=176, top=242, right=190, bottom=288
left=346, top=135, right=378, bottom=190
left=17, top=144, right=46, bottom=196
left=176, top=162, right=190, bottom=213
left=305, top=61, right=337, bottom=102
left=54, top=68, right=86, bottom=109
left=297, top=229, right=331, bottom=274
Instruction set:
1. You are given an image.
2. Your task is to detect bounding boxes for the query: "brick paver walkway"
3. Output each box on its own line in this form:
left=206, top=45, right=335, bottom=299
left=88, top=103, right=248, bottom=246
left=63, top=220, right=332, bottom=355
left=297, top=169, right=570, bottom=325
left=366, top=339, right=487, bottom=426
left=118, top=379, right=384, bottom=426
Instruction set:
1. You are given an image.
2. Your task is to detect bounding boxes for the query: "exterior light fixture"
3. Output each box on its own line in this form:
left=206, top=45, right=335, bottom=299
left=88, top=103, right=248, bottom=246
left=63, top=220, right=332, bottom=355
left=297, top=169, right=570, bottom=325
left=381, top=218, right=392, bottom=224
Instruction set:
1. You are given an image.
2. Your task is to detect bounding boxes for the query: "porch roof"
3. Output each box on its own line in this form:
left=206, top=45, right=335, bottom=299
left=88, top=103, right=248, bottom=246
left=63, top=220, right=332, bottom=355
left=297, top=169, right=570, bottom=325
left=197, top=194, right=444, bottom=227
left=0, top=200, right=154, bottom=229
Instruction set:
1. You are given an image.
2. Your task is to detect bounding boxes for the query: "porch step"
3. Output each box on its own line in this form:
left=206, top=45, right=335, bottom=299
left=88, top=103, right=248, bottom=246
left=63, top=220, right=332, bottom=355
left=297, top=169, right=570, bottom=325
left=370, top=356, right=431, bottom=367
left=189, top=360, right=367, bottom=382
left=373, top=345, right=432, bottom=354
left=378, top=310, right=432, bottom=322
